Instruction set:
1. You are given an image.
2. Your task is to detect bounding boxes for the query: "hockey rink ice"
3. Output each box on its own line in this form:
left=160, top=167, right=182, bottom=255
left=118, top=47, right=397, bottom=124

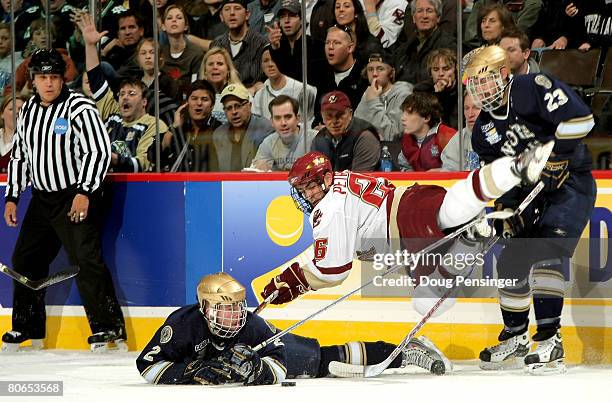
left=0, top=351, right=609, bottom=402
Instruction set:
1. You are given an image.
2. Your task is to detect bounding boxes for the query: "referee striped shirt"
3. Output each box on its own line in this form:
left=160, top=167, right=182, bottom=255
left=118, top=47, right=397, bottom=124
left=5, top=86, right=111, bottom=203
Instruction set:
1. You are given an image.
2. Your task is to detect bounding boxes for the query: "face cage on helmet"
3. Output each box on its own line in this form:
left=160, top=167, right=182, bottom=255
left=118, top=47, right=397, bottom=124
left=202, top=300, right=248, bottom=338
left=290, top=185, right=314, bottom=214
left=466, top=71, right=506, bottom=112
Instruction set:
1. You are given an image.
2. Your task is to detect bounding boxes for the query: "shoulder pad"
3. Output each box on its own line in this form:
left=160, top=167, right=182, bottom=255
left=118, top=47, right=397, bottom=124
left=534, top=74, right=553, bottom=89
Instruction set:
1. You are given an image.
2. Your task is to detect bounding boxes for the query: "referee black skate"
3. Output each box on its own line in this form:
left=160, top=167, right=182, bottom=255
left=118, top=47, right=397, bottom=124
left=2, top=48, right=126, bottom=353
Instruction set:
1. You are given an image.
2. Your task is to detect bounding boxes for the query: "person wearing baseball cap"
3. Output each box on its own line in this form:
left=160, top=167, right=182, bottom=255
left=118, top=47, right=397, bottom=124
left=311, top=90, right=381, bottom=171
left=354, top=51, right=414, bottom=142
left=211, top=83, right=274, bottom=171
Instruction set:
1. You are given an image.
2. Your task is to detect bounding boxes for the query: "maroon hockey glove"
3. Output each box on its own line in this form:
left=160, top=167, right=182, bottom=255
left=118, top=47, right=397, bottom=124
left=261, top=262, right=311, bottom=305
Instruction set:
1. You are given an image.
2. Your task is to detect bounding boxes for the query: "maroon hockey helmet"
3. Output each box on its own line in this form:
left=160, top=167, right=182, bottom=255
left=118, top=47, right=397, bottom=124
left=288, top=152, right=333, bottom=214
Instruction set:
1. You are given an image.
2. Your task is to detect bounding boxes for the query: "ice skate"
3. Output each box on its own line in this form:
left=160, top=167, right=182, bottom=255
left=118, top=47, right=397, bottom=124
left=88, top=328, right=128, bottom=353
left=1, top=331, right=44, bottom=352
left=479, top=329, right=530, bottom=370
left=511, top=140, right=554, bottom=185
left=402, top=336, right=452, bottom=375
left=524, top=330, right=566, bottom=375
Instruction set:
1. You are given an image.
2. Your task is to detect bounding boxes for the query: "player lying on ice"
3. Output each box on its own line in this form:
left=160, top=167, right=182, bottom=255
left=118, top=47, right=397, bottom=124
left=136, top=272, right=451, bottom=385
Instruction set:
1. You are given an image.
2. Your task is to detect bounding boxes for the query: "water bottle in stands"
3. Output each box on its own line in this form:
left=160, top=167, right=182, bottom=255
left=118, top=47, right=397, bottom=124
left=380, top=145, right=392, bottom=172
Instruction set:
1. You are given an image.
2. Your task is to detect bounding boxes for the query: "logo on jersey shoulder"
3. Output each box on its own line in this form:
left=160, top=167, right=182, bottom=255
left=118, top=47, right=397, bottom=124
left=160, top=325, right=173, bottom=344
left=195, top=339, right=210, bottom=353
left=484, top=126, right=501, bottom=145
left=313, top=209, right=323, bottom=228
left=53, top=118, right=69, bottom=135
left=535, top=74, right=552, bottom=89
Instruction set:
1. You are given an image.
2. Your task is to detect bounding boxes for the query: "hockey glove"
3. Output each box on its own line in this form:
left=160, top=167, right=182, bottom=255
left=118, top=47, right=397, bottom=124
left=186, top=358, right=241, bottom=385
left=493, top=206, right=525, bottom=238
left=223, top=343, right=266, bottom=385
left=261, top=262, right=311, bottom=305
left=541, top=157, right=570, bottom=192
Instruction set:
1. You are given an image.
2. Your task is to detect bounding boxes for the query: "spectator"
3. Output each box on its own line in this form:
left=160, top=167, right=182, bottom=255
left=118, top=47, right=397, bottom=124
left=78, top=12, right=168, bottom=172
left=184, top=0, right=227, bottom=51
left=212, top=83, right=274, bottom=171
left=161, top=5, right=204, bottom=101
left=354, top=51, right=413, bottom=141
left=252, top=47, right=317, bottom=125
left=311, top=90, right=380, bottom=171
left=393, top=0, right=456, bottom=85
left=13, top=19, right=78, bottom=98
left=199, top=46, right=243, bottom=124
left=530, top=0, right=572, bottom=49
left=211, top=0, right=269, bottom=93
left=0, top=23, right=24, bottom=95
left=308, top=0, right=336, bottom=42
left=441, top=91, right=481, bottom=171
left=313, top=26, right=369, bottom=126
left=397, top=91, right=456, bottom=171
left=250, top=95, right=317, bottom=170
left=499, top=28, right=539, bottom=75
left=129, top=0, right=171, bottom=38
left=267, top=0, right=325, bottom=82
left=157, top=80, right=222, bottom=172
left=401, top=0, right=457, bottom=43
left=464, top=0, right=538, bottom=49
left=16, top=0, right=76, bottom=51
left=425, top=47, right=458, bottom=129
left=333, top=0, right=383, bottom=62
left=0, top=0, right=29, bottom=51
left=0, top=96, right=25, bottom=173
left=100, top=10, right=144, bottom=80
left=135, top=38, right=179, bottom=129
left=248, top=0, right=282, bottom=36
left=565, top=0, right=612, bottom=50
left=362, top=0, right=408, bottom=49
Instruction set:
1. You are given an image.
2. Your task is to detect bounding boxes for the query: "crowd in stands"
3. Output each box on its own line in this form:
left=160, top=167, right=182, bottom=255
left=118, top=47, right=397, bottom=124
left=0, top=0, right=610, bottom=173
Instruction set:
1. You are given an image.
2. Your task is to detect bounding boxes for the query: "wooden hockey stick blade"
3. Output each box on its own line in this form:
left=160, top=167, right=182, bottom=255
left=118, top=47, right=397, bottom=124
left=0, top=263, right=79, bottom=290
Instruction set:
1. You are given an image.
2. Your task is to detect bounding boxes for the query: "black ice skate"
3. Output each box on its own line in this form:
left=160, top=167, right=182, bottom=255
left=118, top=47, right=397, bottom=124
left=88, top=328, right=127, bottom=353
left=511, top=140, right=554, bottom=185
left=479, top=329, right=530, bottom=370
left=524, top=330, right=566, bottom=375
left=1, top=330, right=44, bottom=352
left=402, top=336, right=452, bottom=375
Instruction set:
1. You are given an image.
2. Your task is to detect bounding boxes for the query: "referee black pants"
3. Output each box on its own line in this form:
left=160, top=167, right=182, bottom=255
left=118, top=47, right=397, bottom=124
left=11, top=187, right=125, bottom=339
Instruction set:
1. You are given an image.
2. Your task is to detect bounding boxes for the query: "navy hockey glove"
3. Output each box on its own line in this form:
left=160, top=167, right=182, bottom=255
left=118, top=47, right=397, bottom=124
left=493, top=205, right=525, bottom=238
left=262, top=263, right=311, bottom=305
left=185, top=359, right=241, bottom=385
left=541, top=157, right=570, bottom=192
left=223, top=343, right=265, bottom=385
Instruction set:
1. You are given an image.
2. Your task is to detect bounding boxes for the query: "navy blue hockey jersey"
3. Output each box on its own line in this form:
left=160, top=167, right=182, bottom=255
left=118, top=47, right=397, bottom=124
left=472, top=73, right=594, bottom=166
left=136, top=305, right=286, bottom=385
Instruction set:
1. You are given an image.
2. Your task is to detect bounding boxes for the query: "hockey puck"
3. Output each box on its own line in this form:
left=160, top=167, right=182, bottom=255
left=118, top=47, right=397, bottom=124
left=281, top=381, right=296, bottom=387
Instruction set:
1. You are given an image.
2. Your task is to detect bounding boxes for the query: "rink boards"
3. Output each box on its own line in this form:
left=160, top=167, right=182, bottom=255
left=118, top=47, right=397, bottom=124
left=0, top=172, right=610, bottom=363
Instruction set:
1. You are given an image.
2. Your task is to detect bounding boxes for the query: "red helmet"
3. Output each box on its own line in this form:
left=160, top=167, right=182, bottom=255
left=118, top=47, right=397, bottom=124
left=288, top=152, right=332, bottom=213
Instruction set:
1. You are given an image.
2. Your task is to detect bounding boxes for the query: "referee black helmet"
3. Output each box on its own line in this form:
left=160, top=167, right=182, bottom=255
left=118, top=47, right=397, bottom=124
left=29, top=48, right=66, bottom=77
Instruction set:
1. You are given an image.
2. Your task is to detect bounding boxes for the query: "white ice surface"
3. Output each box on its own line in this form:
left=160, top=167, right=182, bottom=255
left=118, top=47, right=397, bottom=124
left=0, top=351, right=609, bottom=402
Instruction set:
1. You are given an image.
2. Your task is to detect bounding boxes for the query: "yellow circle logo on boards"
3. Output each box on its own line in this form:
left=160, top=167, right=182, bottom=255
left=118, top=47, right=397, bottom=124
left=266, top=196, right=303, bottom=246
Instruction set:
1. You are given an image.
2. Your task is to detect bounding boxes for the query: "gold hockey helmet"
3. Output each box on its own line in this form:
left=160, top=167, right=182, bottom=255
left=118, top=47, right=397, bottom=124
left=197, top=272, right=247, bottom=338
left=464, top=45, right=510, bottom=112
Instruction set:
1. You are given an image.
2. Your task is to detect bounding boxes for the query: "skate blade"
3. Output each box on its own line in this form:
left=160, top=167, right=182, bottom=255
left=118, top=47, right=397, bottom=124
left=525, top=359, right=566, bottom=375
left=90, top=339, right=128, bottom=353
left=1, top=339, right=44, bottom=353
left=479, top=357, right=524, bottom=371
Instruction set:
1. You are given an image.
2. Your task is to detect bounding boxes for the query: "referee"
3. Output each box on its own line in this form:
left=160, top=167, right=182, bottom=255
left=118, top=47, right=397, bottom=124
left=2, top=48, right=126, bottom=352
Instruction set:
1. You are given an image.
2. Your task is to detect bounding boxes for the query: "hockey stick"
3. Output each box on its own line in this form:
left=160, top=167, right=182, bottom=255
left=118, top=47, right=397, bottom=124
left=253, top=292, right=277, bottom=315
left=252, top=209, right=520, bottom=353
left=328, top=181, right=545, bottom=378
left=0, top=263, right=80, bottom=290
